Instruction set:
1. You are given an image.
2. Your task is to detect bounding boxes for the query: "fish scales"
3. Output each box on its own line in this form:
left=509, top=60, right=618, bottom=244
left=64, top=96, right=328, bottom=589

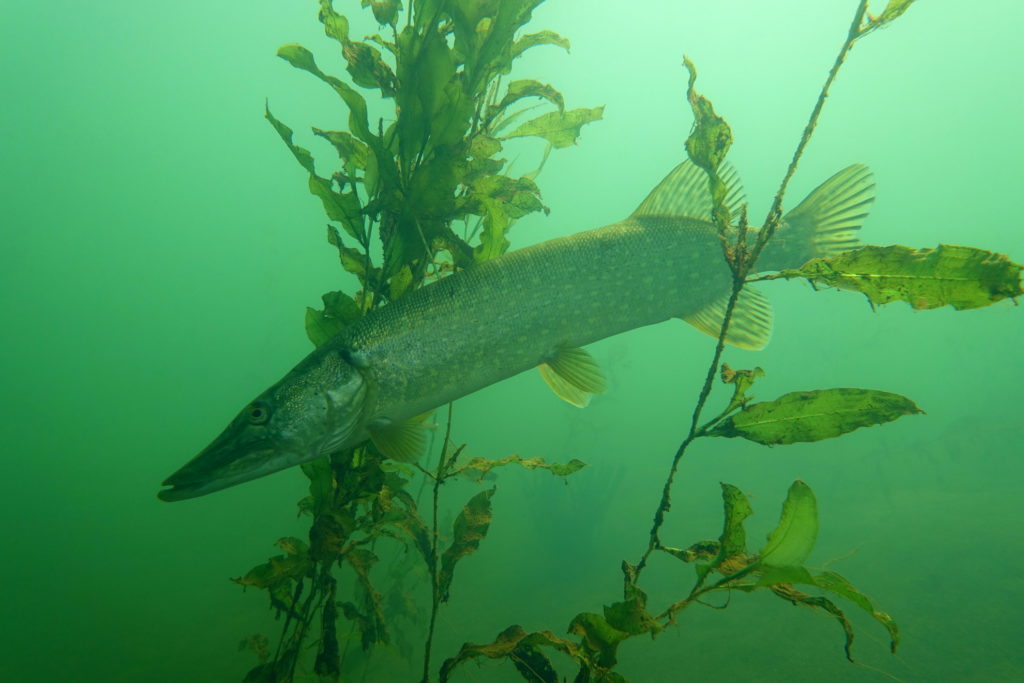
left=337, top=216, right=728, bottom=424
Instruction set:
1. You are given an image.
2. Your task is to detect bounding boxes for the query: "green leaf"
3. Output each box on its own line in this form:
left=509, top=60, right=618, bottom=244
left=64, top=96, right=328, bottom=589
left=439, top=487, right=496, bottom=601
left=567, top=612, right=629, bottom=670
left=305, top=290, right=362, bottom=347
left=309, top=175, right=363, bottom=240
left=603, top=587, right=662, bottom=637
left=343, top=547, right=389, bottom=647
left=233, top=550, right=310, bottom=590
left=758, top=480, right=818, bottom=569
left=718, top=364, right=765, bottom=417
left=707, top=388, right=923, bottom=445
left=362, top=0, right=402, bottom=26
left=452, top=454, right=586, bottom=479
left=276, top=43, right=374, bottom=144
left=438, top=625, right=582, bottom=683
left=313, top=128, right=368, bottom=176
left=682, top=56, right=733, bottom=227
left=717, top=482, right=753, bottom=561
left=770, top=584, right=857, bottom=662
left=344, top=40, right=398, bottom=96
left=814, top=570, right=900, bottom=652
left=660, top=540, right=719, bottom=564
left=327, top=225, right=371, bottom=278
left=862, top=0, right=918, bottom=34
left=300, top=457, right=334, bottom=515
left=264, top=103, right=316, bottom=175
left=468, top=174, right=547, bottom=262
left=772, top=244, right=1023, bottom=311
left=512, top=29, right=570, bottom=58
left=317, top=0, right=350, bottom=44
left=496, top=79, right=565, bottom=113
left=502, top=106, right=604, bottom=148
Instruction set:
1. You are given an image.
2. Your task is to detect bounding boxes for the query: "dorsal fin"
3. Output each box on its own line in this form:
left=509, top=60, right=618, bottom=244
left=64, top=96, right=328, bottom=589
left=681, top=286, right=773, bottom=350
left=632, top=160, right=745, bottom=221
left=538, top=346, right=607, bottom=408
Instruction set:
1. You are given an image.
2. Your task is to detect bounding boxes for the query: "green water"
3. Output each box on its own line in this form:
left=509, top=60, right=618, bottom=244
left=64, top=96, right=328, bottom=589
left=3, top=1, right=1022, bottom=681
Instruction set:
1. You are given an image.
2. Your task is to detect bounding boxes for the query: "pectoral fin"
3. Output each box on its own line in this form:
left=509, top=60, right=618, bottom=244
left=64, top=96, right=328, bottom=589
left=538, top=346, right=607, bottom=408
left=681, top=287, right=773, bottom=350
left=369, top=412, right=434, bottom=463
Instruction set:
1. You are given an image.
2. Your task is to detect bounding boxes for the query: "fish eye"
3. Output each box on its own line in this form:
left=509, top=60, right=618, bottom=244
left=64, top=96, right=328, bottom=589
left=247, top=402, right=270, bottom=425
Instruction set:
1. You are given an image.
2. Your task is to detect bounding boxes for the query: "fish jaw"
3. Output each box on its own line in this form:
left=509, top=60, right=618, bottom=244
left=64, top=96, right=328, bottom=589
left=159, top=345, right=370, bottom=501
left=157, top=419, right=309, bottom=501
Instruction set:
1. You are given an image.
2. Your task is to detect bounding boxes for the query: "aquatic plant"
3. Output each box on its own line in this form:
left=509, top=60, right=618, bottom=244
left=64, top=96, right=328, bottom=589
left=229, top=1, right=1021, bottom=681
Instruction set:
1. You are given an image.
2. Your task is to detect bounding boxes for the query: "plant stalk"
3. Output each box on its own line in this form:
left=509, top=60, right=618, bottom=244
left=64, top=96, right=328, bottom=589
left=636, top=0, right=873, bottom=578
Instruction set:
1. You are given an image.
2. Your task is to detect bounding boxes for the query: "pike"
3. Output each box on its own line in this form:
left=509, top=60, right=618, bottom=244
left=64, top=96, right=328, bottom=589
left=158, top=161, right=874, bottom=501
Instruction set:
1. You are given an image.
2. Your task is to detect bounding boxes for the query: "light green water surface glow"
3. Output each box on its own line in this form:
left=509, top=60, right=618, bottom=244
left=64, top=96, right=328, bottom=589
left=2, top=1, right=1021, bottom=681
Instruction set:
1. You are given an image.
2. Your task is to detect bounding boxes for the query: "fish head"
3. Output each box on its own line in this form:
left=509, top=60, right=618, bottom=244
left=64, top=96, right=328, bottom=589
left=158, top=346, right=370, bottom=501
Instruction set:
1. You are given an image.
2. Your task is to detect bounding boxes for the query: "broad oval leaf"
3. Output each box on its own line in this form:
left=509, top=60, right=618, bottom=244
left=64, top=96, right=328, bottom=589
left=774, top=244, right=1023, bottom=311
left=759, top=480, right=818, bottom=569
left=708, top=388, right=923, bottom=445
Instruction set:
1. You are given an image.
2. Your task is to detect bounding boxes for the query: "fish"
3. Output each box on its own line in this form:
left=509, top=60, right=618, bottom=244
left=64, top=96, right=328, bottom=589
left=158, top=160, right=874, bottom=501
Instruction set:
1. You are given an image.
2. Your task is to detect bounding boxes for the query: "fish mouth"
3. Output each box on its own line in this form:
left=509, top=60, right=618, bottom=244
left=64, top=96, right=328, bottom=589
left=157, top=436, right=282, bottom=502
left=157, top=465, right=255, bottom=501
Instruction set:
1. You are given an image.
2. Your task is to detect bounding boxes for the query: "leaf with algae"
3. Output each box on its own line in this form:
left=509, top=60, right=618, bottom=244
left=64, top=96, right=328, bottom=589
left=502, top=106, right=604, bottom=148
left=452, top=454, right=586, bottom=480
left=439, top=625, right=583, bottom=683
left=682, top=56, right=734, bottom=228
left=771, top=244, right=1023, bottom=311
left=439, top=487, right=496, bottom=602
left=707, top=388, right=922, bottom=446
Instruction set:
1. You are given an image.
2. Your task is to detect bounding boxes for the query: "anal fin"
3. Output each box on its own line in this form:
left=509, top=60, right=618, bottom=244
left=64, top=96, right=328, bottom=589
left=681, top=287, right=773, bottom=350
left=538, top=345, right=607, bottom=408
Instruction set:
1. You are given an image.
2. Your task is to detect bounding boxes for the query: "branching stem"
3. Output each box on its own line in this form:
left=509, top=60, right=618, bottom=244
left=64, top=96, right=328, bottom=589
left=635, top=0, right=872, bottom=580
left=421, top=402, right=455, bottom=683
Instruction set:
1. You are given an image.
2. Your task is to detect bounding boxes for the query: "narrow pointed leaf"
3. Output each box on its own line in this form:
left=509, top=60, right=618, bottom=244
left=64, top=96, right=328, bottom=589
left=276, top=43, right=374, bottom=143
left=496, top=79, right=565, bottom=113
left=771, top=584, right=857, bottom=662
left=815, top=570, right=900, bottom=652
left=264, top=104, right=316, bottom=175
left=707, top=388, right=923, bottom=445
left=512, top=30, right=570, bottom=58
left=453, top=454, right=586, bottom=479
left=773, top=244, right=1023, bottom=311
left=439, top=625, right=582, bottom=683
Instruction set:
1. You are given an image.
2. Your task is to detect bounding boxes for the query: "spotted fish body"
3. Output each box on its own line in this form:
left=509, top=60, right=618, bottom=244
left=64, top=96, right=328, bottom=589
left=158, top=161, right=874, bottom=501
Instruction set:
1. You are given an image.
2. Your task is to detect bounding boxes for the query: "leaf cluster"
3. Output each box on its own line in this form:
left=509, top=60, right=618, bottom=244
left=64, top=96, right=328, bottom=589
left=441, top=479, right=898, bottom=682
left=270, top=0, right=601, bottom=337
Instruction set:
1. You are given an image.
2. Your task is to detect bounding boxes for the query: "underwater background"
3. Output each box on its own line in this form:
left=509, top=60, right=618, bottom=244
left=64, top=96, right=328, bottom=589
left=3, top=1, right=1022, bottom=681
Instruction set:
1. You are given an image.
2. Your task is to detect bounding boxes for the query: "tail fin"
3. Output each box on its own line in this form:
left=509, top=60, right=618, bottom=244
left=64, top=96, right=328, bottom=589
left=758, top=164, right=875, bottom=271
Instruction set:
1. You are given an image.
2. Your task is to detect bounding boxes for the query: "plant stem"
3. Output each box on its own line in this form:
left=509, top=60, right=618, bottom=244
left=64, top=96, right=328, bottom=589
left=635, top=0, right=872, bottom=579
left=752, top=0, right=870, bottom=260
left=421, top=402, right=454, bottom=683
